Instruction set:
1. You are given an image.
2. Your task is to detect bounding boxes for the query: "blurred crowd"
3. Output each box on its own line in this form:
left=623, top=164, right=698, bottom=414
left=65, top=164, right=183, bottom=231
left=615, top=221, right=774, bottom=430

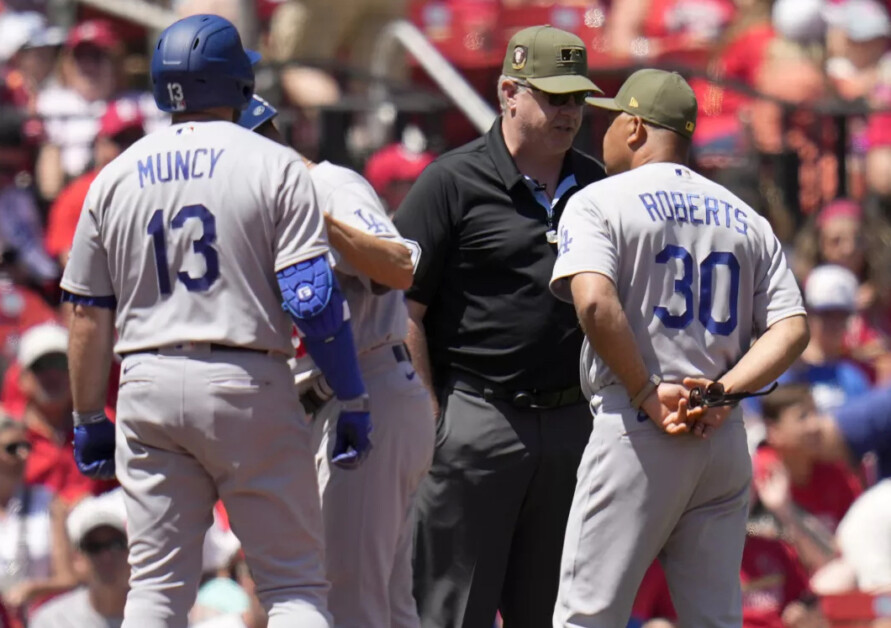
left=0, top=0, right=891, bottom=627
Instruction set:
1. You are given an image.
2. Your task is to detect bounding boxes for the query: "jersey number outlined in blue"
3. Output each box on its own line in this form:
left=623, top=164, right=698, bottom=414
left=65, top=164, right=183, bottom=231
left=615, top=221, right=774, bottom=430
left=653, top=245, right=740, bottom=336
left=147, top=204, right=219, bottom=296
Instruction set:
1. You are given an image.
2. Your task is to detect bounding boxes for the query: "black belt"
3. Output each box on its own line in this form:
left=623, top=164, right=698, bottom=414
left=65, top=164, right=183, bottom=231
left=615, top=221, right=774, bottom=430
left=301, top=343, right=411, bottom=415
left=449, top=372, right=582, bottom=410
left=120, top=343, right=266, bottom=359
left=392, top=343, right=410, bottom=364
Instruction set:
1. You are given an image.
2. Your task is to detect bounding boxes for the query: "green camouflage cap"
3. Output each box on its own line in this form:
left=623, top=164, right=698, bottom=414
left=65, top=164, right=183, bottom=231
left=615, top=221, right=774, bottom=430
left=586, top=69, right=698, bottom=138
left=502, top=25, right=603, bottom=95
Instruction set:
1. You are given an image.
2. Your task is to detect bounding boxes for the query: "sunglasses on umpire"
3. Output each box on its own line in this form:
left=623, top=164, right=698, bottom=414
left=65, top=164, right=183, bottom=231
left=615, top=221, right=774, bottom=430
left=515, top=80, right=590, bottom=107
left=2, top=441, right=31, bottom=457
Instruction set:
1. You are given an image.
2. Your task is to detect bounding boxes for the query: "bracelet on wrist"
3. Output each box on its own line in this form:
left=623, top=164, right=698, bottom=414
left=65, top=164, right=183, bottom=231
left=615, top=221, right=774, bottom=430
left=631, top=374, right=662, bottom=410
left=73, top=410, right=107, bottom=426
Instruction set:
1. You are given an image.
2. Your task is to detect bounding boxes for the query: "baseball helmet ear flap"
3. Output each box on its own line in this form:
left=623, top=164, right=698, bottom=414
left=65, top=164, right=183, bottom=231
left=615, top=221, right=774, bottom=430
left=237, top=95, right=278, bottom=131
left=151, top=14, right=261, bottom=114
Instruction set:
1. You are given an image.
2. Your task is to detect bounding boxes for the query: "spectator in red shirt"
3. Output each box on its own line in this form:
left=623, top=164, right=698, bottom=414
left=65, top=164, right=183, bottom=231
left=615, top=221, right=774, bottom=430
left=630, top=539, right=825, bottom=628
left=607, top=0, right=735, bottom=65
left=363, top=125, right=435, bottom=216
left=739, top=535, right=823, bottom=628
left=754, top=384, right=862, bottom=573
left=34, top=19, right=137, bottom=201
left=10, top=324, right=113, bottom=504
left=632, top=476, right=828, bottom=628
left=45, top=98, right=145, bottom=268
left=688, top=0, right=775, bottom=177
left=631, top=561, right=676, bottom=626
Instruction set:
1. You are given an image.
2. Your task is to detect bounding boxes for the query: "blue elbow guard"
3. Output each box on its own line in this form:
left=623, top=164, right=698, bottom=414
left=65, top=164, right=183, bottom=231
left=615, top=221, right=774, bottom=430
left=277, top=257, right=366, bottom=400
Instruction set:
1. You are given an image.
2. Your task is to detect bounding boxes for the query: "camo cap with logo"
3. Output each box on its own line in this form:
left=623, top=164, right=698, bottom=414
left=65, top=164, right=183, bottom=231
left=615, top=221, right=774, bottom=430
left=502, top=25, right=603, bottom=95
left=586, top=69, right=698, bottom=139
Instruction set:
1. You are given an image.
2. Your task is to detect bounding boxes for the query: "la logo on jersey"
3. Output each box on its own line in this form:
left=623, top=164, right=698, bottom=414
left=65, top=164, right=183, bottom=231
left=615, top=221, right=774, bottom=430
left=558, top=226, right=573, bottom=256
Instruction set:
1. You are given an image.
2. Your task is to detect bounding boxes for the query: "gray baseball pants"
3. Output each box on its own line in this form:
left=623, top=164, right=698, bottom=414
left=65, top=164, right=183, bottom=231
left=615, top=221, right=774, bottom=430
left=115, top=346, right=332, bottom=628
left=553, top=384, right=751, bottom=628
left=313, top=342, right=435, bottom=628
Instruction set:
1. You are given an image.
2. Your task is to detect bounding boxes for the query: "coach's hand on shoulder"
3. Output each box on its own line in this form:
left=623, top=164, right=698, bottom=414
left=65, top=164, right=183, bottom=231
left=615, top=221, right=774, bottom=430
left=73, top=411, right=116, bottom=479
left=332, top=394, right=372, bottom=470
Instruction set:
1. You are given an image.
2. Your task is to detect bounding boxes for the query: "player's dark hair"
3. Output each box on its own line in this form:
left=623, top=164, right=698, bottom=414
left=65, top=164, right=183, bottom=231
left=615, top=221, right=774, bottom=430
left=759, top=383, right=812, bottom=423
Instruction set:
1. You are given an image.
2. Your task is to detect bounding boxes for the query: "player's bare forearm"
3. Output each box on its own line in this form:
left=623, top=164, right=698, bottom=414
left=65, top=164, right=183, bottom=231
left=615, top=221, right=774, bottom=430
left=570, top=273, right=650, bottom=399
left=324, top=214, right=413, bottom=290
left=570, top=272, right=698, bottom=433
left=49, top=497, right=76, bottom=585
left=771, top=502, right=838, bottom=572
left=405, top=299, right=439, bottom=416
left=719, top=315, right=809, bottom=394
left=67, top=303, right=114, bottom=413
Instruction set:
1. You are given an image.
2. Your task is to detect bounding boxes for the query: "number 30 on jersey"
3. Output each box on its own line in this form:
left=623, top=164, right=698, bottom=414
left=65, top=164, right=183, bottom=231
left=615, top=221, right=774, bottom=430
left=653, top=244, right=739, bottom=336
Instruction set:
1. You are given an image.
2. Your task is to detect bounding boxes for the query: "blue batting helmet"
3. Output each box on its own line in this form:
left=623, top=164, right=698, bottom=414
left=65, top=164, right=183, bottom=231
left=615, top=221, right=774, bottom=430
left=237, top=95, right=278, bottom=131
left=151, top=14, right=261, bottom=113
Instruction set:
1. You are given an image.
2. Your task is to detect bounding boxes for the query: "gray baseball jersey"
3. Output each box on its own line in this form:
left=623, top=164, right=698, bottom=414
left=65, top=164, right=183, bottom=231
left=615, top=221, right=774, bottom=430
left=548, top=162, right=805, bottom=628
left=297, top=162, right=433, bottom=627
left=551, top=162, right=805, bottom=394
left=61, top=120, right=333, bottom=628
left=61, top=121, right=327, bottom=356
left=292, top=161, right=409, bottom=378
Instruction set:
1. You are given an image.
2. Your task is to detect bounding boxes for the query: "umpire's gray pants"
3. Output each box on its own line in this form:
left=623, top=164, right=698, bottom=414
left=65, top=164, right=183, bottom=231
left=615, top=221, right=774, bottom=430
left=553, top=384, right=751, bottom=628
left=412, top=378, right=592, bottom=628
left=115, top=348, right=332, bottom=628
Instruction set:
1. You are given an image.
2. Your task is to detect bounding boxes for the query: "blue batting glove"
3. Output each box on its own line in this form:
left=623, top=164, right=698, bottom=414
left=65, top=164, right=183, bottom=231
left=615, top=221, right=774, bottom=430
left=73, top=411, right=116, bottom=480
left=331, top=395, right=372, bottom=470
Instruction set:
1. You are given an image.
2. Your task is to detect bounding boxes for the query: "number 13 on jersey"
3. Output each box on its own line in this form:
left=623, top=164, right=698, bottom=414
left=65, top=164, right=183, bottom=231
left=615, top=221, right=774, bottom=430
left=653, top=244, right=740, bottom=336
left=147, top=204, right=219, bottom=296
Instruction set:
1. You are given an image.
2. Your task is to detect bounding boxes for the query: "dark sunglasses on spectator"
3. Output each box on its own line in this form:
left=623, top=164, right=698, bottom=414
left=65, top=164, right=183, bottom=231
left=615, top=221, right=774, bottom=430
left=73, top=45, right=111, bottom=63
left=516, top=80, right=589, bottom=107
left=30, top=353, right=68, bottom=373
left=81, top=537, right=127, bottom=555
left=2, top=441, right=31, bottom=457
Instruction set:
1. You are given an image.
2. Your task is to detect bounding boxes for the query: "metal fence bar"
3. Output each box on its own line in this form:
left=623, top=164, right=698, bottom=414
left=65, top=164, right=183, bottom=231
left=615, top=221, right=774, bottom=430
left=369, top=19, right=498, bottom=137
left=73, top=0, right=176, bottom=31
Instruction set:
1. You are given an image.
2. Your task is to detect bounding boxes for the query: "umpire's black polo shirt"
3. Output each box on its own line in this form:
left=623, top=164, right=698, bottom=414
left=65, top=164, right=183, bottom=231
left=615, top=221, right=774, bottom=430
left=393, top=119, right=605, bottom=393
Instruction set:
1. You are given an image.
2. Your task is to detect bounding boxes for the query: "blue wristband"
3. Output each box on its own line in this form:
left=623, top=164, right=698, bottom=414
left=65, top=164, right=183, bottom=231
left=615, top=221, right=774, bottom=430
left=302, top=322, right=366, bottom=400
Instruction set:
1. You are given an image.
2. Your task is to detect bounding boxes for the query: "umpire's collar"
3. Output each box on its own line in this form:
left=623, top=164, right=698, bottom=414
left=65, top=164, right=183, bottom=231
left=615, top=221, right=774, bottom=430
left=486, top=117, right=601, bottom=191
